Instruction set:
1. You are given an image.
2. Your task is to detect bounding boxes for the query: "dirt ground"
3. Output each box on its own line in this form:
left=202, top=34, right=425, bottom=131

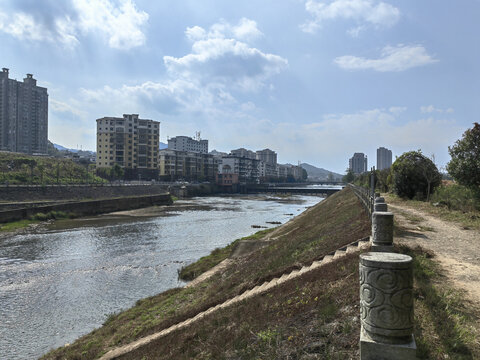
left=388, top=202, right=480, bottom=314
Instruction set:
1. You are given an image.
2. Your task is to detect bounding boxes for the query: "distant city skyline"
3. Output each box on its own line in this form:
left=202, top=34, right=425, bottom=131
left=2, top=1, right=479, bottom=173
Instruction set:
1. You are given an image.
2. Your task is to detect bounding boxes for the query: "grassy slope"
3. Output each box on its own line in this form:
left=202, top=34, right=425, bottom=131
left=42, top=187, right=370, bottom=359
left=120, top=247, right=480, bottom=360
left=0, top=152, right=104, bottom=185
left=41, top=187, right=480, bottom=359
left=178, top=228, right=276, bottom=281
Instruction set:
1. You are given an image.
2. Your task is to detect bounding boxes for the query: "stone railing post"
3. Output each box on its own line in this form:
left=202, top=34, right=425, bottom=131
left=359, top=252, right=416, bottom=359
left=374, top=197, right=388, bottom=212
left=371, top=211, right=394, bottom=252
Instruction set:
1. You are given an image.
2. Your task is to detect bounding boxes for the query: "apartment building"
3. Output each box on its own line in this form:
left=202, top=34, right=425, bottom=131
left=218, top=155, right=259, bottom=183
left=349, top=153, right=368, bottom=174
left=96, top=114, right=159, bottom=179
left=168, top=135, right=208, bottom=154
left=256, top=148, right=277, bottom=166
left=377, top=147, right=393, bottom=170
left=0, top=68, right=48, bottom=154
left=159, top=149, right=215, bottom=181
left=231, top=147, right=256, bottom=159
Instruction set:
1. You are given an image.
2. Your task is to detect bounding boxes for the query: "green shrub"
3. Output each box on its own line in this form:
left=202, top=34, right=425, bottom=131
left=32, top=212, right=48, bottom=221
left=430, top=184, right=479, bottom=212
left=391, top=151, right=442, bottom=200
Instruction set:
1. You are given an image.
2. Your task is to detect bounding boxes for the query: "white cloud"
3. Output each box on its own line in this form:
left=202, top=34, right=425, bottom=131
left=389, top=106, right=407, bottom=115
left=420, top=105, right=454, bottom=114
left=0, top=12, right=53, bottom=42
left=0, top=0, right=148, bottom=50
left=186, top=18, right=262, bottom=43
left=166, top=19, right=286, bottom=92
left=73, top=0, right=148, bottom=49
left=78, top=18, right=286, bottom=117
left=301, top=0, right=400, bottom=34
left=334, top=44, right=438, bottom=72
left=205, top=107, right=463, bottom=173
left=50, top=98, right=86, bottom=117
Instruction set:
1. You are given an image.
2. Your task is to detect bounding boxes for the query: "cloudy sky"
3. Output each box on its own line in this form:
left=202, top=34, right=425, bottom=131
left=1, top=0, right=479, bottom=173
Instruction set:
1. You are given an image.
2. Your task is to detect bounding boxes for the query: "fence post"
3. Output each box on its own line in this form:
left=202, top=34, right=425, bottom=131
left=371, top=211, right=394, bottom=252
left=360, top=252, right=416, bottom=359
left=374, top=197, right=388, bottom=212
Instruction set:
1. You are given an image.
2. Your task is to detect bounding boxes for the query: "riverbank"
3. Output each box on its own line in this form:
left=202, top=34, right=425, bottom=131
left=2, top=194, right=320, bottom=359
left=42, top=187, right=371, bottom=359
left=41, top=187, right=480, bottom=360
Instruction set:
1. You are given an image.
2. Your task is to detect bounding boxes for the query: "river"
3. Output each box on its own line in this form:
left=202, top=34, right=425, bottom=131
left=0, top=194, right=321, bottom=359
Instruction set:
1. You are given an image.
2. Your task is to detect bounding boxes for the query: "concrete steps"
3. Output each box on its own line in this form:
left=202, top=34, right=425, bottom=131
left=99, top=237, right=370, bottom=360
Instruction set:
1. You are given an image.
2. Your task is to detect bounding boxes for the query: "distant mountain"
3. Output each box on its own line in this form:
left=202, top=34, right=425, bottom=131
left=53, top=143, right=70, bottom=151
left=159, top=142, right=168, bottom=150
left=300, top=163, right=343, bottom=180
left=52, top=143, right=94, bottom=154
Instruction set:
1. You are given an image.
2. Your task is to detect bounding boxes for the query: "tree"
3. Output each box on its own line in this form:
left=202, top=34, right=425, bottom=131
left=301, top=168, right=308, bottom=181
left=446, top=122, right=480, bottom=191
left=391, top=150, right=442, bottom=200
left=342, top=169, right=355, bottom=183
left=376, top=168, right=391, bottom=192
left=112, top=164, right=125, bottom=180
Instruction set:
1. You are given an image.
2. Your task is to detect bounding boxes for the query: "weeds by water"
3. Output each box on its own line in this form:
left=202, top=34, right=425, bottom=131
left=178, top=228, right=276, bottom=281
left=0, top=219, right=37, bottom=232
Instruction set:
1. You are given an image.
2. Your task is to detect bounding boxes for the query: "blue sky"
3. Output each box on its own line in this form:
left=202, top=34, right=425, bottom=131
left=1, top=0, right=479, bottom=173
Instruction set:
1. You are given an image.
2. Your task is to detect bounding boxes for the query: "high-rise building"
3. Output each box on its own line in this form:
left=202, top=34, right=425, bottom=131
left=96, top=114, right=160, bottom=179
left=377, top=147, right=392, bottom=170
left=256, top=148, right=277, bottom=166
left=230, top=148, right=256, bottom=159
left=168, top=136, right=208, bottom=154
left=349, top=153, right=368, bottom=174
left=0, top=68, right=48, bottom=154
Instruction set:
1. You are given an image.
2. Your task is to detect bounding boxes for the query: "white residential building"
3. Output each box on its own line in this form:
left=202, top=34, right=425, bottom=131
left=168, top=136, right=208, bottom=154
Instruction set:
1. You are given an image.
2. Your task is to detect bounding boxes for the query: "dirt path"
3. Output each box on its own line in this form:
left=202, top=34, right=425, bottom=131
left=389, top=203, right=480, bottom=310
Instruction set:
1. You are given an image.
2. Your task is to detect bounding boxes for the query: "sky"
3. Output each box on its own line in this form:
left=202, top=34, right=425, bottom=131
left=1, top=0, right=479, bottom=174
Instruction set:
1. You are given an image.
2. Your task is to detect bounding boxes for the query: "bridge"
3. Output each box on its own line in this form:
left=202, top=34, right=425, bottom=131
left=246, top=185, right=342, bottom=196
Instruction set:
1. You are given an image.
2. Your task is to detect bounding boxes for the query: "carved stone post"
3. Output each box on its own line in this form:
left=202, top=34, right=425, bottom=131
left=371, top=211, right=394, bottom=252
left=360, top=252, right=416, bottom=359
left=374, top=197, right=388, bottom=212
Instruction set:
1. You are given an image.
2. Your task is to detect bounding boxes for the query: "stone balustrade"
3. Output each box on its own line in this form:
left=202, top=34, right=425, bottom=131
left=371, top=211, right=394, bottom=252
left=359, top=252, right=416, bottom=359
left=374, top=196, right=388, bottom=212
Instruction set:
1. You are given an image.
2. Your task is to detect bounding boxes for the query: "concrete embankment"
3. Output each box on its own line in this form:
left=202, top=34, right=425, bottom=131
left=0, top=194, right=172, bottom=223
left=0, top=184, right=170, bottom=202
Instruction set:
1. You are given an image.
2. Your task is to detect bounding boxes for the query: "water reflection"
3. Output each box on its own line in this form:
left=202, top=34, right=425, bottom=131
left=0, top=194, right=320, bottom=359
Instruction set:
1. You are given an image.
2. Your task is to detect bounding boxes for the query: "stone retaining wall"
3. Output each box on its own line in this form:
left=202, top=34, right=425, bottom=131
left=0, top=184, right=170, bottom=202
left=0, top=194, right=172, bottom=223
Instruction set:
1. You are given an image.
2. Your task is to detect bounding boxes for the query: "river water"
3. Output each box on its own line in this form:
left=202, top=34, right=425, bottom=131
left=0, top=194, right=321, bottom=359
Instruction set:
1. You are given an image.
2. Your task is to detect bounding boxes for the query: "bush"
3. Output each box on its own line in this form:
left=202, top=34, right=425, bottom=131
left=391, top=151, right=442, bottom=200
left=430, top=184, right=480, bottom=212
left=447, top=122, right=480, bottom=192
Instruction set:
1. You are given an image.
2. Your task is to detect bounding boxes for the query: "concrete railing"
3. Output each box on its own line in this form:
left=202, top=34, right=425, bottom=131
left=358, top=194, right=417, bottom=359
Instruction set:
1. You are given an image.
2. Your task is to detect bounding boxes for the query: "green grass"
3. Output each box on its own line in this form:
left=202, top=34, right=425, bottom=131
left=30, top=210, right=74, bottom=221
left=386, top=192, right=480, bottom=231
left=0, top=219, right=38, bottom=232
left=398, top=245, right=480, bottom=359
left=0, top=152, right=106, bottom=185
left=178, top=228, right=276, bottom=281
